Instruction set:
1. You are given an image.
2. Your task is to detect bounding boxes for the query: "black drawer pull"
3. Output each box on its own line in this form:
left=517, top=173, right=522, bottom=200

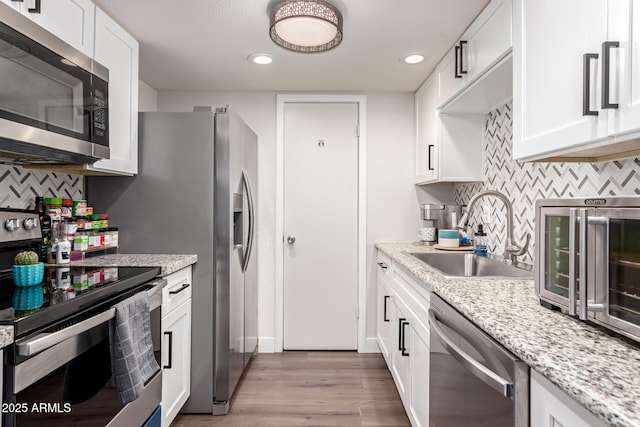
left=582, top=53, right=599, bottom=116
left=401, top=321, right=410, bottom=356
left=383, top=296, right=390, bottom=322
left=169, top=283, right=190, bottom=295
left=28, top=0, right=40, bottom=13
left=601, top=41, right=619, bottom=109
left=398, top=318, right=406, bottom=351
left=163, top=331, right=173, bottom=369
left=459, top=40, right=468, bottom=74
left=377, top=262, right=388, bottom=270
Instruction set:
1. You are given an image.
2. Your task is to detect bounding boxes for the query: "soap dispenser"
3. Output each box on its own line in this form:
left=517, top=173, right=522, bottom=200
left=473, top=224, right=488, bottom=256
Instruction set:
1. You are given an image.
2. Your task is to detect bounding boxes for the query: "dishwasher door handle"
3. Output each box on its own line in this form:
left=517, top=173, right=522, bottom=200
left=429, top=309, right=513, bottom=398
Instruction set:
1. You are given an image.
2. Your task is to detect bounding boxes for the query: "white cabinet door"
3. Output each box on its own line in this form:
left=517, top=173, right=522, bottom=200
left=88, top=8, right=139, bottom=175
left=608, top=0, right=640, bottom=137
left=464, top=0, right=512, bottom=82
left=376, top=273, right=392, bottom=363
left=161, top=298, right=192, bottom=427
left=530, top=370, right=607, bottom=427
left=437, top=47, right=466, bottom=105
left=22, top=0, right=95, bottom=57
left=408, top=322, right=429, bottom=427
left=391, top=300, right=410, bottom=404
left=513, top=0, right=610, bottom=160
left=415, top=75, right=439, bottom=184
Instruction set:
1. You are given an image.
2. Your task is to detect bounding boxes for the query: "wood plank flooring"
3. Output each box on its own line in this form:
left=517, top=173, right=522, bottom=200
left=172, top=351, right=411, bottom=427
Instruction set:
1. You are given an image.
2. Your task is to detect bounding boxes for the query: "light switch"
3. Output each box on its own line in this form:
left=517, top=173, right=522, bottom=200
left=482, top=203, right=491, bottom=224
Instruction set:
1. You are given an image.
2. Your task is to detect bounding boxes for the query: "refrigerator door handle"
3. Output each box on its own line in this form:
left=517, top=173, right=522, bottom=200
left=241, top=169, right=255, bottom=273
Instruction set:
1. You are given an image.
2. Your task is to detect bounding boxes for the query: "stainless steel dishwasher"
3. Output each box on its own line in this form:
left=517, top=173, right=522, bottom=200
left=429, top=294, right=529, bottom=427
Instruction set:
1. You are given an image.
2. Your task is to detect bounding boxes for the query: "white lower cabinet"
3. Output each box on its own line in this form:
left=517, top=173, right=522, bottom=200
left=530, top=370, right=607, bottom=427
left=376, top=268, right=392, bottom=363
left=161, top=267, right=192, bottom=427
left=408, top=321, right=429, bottom=427
left=376, top=250, right=430, bottom=427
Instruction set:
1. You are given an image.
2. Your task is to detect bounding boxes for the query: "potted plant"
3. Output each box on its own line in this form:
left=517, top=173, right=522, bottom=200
left=13, top=251, right=44, bottom=287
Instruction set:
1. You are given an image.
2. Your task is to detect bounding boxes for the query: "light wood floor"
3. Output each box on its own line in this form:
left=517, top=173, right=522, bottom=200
left=172, top=351, right=411, bottom=426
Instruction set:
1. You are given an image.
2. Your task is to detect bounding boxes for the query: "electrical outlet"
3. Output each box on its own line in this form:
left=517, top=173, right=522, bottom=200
left=482, top=203, right=491, bottom=224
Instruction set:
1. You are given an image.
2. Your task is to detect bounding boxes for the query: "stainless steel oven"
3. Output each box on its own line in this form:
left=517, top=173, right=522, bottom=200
left=0, top=2, right=109, bottom=164
left=2, top=273, right=165, bottom=427
left=429, top=293, right=529, bottom=427
left=535, top=196, right=640, bottom=342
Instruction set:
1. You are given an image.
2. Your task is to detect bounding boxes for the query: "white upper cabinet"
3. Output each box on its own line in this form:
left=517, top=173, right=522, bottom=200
left=437, top=0, right=512, bottom=108
left=86, top=8, right=139, bottom=175
left=19, top=0, right=95, bottom=57
left=415, top=75, right=439, bottom=183
left=513, top=0, right=640, bottom=162
left=415, top=74, right=484, bottom=185
left=608, top=1, right=640, bottom=139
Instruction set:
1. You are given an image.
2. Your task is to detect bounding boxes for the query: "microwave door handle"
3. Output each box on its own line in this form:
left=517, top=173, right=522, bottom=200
left=587, top=216, right=609, bottom=314
left=429, top=309, right=513, bottom=398
left=579, top=209, right=590, bottom=320
left=569, top=208, right=578, bottom=316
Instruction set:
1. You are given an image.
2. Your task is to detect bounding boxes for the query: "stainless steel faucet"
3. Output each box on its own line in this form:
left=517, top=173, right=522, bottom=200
left=456, top=190, right=531, bottom=264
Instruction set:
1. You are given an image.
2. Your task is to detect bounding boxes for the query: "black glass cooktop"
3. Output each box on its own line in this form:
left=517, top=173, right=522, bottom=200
left=0, top=266, right=160, bottom=338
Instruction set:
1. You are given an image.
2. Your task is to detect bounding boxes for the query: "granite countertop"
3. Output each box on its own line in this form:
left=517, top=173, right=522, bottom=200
left=376, top=241, right=640, bottom=427
left=71, top=254, right=197, bottom=276
left=0, top=326, right=13, bottom=350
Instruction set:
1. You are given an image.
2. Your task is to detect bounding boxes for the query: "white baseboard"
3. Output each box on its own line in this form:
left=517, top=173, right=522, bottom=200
left=361, top=337, right=381, bottom=353
left=258, top=337, right=276, bottom=353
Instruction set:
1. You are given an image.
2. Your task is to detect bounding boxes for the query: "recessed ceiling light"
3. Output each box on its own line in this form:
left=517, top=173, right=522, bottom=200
left=403, top=54, right=424, bottom=64
left=248, top=54, right=274, bottom=65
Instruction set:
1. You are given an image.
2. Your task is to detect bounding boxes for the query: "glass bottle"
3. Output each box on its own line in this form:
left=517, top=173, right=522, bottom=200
left=35, top=196, right=51, bottom=262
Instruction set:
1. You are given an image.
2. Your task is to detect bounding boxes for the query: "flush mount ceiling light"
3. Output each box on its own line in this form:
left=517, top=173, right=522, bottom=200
left=270, top=0, right=343, bottom=53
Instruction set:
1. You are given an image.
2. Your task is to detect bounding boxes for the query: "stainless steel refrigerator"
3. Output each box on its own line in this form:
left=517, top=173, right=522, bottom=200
left=87, top=107, right=258, bottom=414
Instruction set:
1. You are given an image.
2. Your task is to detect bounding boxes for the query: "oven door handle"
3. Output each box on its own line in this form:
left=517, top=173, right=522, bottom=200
left=17, top=279, right=166, bottom=357
left=428, top=309, right=513, bottom=398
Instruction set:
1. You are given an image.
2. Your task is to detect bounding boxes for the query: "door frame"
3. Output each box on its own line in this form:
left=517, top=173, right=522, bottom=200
left=275, top=94, right=367, bottom=353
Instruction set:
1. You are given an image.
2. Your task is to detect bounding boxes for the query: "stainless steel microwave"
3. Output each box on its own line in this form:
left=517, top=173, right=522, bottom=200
left=0, top=2, right=109, bottom=165
left=535, top=196, right=640, bottom=343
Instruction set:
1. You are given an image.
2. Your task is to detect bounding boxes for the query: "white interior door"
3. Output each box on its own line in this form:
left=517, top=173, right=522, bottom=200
left=283, top=102, right=358, bottom=350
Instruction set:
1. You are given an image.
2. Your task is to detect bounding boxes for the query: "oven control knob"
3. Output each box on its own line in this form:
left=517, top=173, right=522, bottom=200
left=23, top=217, right=37, bottom=230
left=5, top=218, right=20, bottom=231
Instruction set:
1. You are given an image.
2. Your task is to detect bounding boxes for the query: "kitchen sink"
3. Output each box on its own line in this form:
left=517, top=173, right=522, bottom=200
left=407, top=252, right=533, bottom=279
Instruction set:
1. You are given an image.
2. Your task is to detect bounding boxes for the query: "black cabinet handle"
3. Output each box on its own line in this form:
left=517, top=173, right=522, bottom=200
left=582, top=53, right=599, bottom=116
left=163, top=331, right=173, bottom=369
left=459, top=40, right=468, bottom=75
left=169, top=283, right=190, bottom=295
left=428, top=144, right=434, bottom=171
left=28, top=0, right=40, bottom=13
left=454, top=45, right=462, bottom=78
left=383, top=296, right=390, bottom=322
left=401, top=321, right=410, bottom=356
left=377, top=262, right=388, bottom=270
left=398, top=317, right=406, bottom=351
left=601, top=41, right=619, bottom=109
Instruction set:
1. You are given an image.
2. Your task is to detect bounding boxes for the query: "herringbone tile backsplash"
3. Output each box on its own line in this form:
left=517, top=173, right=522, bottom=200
left=0, top=165, right=83, bottom=209
left=454, top=102, right=640, bottom=265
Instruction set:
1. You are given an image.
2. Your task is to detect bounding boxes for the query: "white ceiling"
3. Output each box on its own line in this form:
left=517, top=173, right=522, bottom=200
left=93, top=0, right=490, bottom=92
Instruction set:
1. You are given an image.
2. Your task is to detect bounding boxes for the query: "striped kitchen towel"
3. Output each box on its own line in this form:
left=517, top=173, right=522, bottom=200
left=109, top=291, right=160, bottom=404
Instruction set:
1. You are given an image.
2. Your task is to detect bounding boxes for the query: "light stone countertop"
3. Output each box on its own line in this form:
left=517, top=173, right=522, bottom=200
left=71, top=254, right=197, bottom=276
left=376, top=241, right=640, bottom=427
left=0, top=325, right=13, bottom=350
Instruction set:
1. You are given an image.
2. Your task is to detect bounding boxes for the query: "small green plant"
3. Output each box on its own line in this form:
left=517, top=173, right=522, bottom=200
left=14, top=251, right=39, bottom=265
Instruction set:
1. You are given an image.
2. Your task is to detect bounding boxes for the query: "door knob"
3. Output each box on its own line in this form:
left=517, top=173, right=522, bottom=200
left=287, top=235, right=296, bottom=244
